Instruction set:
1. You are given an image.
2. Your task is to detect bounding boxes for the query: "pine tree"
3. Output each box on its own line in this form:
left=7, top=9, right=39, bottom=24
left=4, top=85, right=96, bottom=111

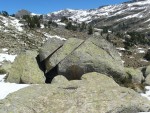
left=80, top=22, right=86, bottom=32
left=1, top=11, right=9, bottom=16
left=65, top=22, right=72, bottom=30
left=61, top=16, right=68, bottom=22
left=88, top=25, right=93, bottom=35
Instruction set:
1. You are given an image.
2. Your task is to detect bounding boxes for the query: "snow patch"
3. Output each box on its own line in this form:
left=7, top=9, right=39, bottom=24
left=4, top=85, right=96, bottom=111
left=141, top=86, right=150, bottom=100
left=138, top=50, right=145, bottom=53
left=0, top=53, right=17, bottom=63
left=140, top=59, right=149, bottom=62
left=118, top=52, right=122, bottom=56
left=0, top=74, right=29, bottom=100
left=41, top=24, right=45, bottom=29
left=43, top=32, right=66, bottom=41
left=128, top=0, right=150, bottom=7
left=129, top=56, right=134, bottom=58
left=0, top=74, right=6, bottom=82
left=116, top=47, right=126, bottom=51
left=2, top=48, right=8, bottom=52
left=122, top=60, right=125, bottom=64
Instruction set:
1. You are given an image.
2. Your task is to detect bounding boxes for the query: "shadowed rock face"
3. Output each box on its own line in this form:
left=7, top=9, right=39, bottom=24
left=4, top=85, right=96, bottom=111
left=0, top=72, right=150, bottom=113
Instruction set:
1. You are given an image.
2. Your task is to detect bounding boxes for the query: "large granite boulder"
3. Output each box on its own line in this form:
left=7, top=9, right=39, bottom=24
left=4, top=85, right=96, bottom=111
left=58, top=36, right=125, bottom=81
left=125, top=67, right=144, bottom=84
left=45, top=38, right=84, bottom=72
left=7, top=50, right=45, bottom=84
left=39, top=38, right=65, bottom=62
left=0, top=72, right=150, bottom=113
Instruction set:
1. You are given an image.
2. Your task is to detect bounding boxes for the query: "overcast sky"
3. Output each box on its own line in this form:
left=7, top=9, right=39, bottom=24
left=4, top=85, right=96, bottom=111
left=0, top=0, right=129, bottom=14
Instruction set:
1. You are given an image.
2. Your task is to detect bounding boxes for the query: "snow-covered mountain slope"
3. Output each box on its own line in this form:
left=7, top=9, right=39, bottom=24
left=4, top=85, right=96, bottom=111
left=47, top=0, right=150, bottom=33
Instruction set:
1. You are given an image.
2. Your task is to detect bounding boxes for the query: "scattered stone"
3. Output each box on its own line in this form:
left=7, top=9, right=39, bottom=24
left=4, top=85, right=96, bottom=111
left=125, top=67, right=144, bottom=84
left=51, top=75, right=68, bottom=84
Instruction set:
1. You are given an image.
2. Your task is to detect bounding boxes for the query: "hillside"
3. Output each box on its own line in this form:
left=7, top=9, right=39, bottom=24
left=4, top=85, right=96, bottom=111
left=0, top=0, right=150, bottom=68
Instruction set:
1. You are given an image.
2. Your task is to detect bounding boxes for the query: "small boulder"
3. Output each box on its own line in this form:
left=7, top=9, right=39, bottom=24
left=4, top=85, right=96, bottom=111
left=51, top=75, right=68, bottom=84
left=125, top=67, right=144, bottom=84
left=7, top=50, right=45, bottom=84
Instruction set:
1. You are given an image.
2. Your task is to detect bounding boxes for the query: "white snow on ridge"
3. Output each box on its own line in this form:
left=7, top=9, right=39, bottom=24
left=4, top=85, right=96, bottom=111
left=128, top=0, right=150, bottom=7
left=31, top=13, right=41, bottom=16
left=47, top=0, right=149, bottom=24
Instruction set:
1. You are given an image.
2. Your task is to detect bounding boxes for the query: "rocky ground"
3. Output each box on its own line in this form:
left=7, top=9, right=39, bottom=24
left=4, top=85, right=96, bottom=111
left=0, top=13, right=150, bottom=112
left=1, top=72, right=150, bottom=113
left=0, top=34, right=150, bottom=112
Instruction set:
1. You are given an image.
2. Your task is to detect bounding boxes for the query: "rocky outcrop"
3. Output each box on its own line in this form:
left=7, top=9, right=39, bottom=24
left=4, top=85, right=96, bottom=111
left=45, top=38, right=84, bottom=72
left=58, top=36, right=125, bottom=81
left=125, top=67, right=144, bottom=84
left=0, top=72, right=150, bottom=113
left=39, top=38, right=65, bottom=62
left=7, top=50, right=45, bottom=84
